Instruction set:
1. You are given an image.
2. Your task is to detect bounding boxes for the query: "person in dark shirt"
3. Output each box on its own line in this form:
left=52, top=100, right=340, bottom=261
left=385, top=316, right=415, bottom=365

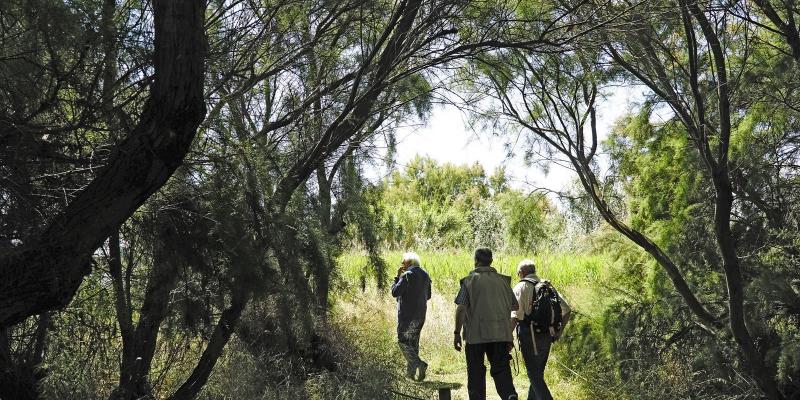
left=391, top=252, right=432, bottom=381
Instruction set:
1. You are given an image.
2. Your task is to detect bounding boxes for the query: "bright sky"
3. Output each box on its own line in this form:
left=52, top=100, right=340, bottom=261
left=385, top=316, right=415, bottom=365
left=383, top=85, right=645, bottom=199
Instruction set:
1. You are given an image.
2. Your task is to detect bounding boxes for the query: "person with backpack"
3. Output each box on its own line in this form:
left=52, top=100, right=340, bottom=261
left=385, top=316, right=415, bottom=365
left=391, top=252, right=432, bottom=381
left=511, top=259, right=572, bottom=400
left=453, top=248, right=519, bottom=400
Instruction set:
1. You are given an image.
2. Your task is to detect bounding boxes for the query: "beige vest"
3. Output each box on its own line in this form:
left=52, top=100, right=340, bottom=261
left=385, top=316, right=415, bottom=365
left=461, top=266, right=514, bottom=344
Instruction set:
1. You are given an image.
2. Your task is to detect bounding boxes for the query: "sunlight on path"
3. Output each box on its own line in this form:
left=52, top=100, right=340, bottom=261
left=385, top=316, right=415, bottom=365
left=334, top=285, right=590, bottom=400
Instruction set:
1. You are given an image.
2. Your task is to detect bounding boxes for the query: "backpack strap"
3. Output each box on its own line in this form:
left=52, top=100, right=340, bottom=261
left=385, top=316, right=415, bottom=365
left=520, top=278, right=541, bottom=355
left=521, top=278, right=539, bottom=286
left=520, top=278, right=538, bottom=324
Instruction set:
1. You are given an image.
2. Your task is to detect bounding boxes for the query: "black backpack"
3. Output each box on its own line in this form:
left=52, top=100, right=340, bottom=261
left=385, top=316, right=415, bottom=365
left=521, top=278, right=563, bottom=335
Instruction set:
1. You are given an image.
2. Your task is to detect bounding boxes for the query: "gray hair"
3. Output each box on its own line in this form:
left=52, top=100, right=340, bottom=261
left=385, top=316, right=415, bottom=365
left=517, top=259, right=536, bottom=276
left=402, top=252, right=421, bottom=267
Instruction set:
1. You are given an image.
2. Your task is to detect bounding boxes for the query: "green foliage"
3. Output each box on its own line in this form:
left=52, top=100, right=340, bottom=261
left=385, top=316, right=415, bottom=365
left=596, top=96, right=800, bottom=398
left=470, top=197, right=507, bottom=249
left=497, top=190, right=559, bottom=250
left=199, top=303, right=428, bottom=400
left=40, top=272, right=120, bottom=399
left=6, top=0, right=800, bottom=398
left=606, top=107, right=708, bottom=241
left=368, top=155, right=561, bottom=252
left=336, top=250, right=615, bottom=399
left=337, top=250, right=606, bottom=298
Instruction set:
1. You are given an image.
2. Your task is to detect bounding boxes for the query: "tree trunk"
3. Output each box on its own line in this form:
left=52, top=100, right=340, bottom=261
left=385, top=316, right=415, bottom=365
left=0, top=314, right=49, bottom=400
left=305, top=232, right=333, bottom=316
left=110, top=226, right=181, bottom=400
left=166, top=293, right=248, bottom=400
left=0, top=0, right=207, bottom=327
left=687, top=3, right=785, bottom=396
left=109, top=231, right=134, bottom=353
left=712, top=169, right=784, bottom=400
left=317, top=167, right=332, bottom=228
left=753, top=0, right=800, bottom=63
left=272, top=220, right=317, bottom=342
left=0, top=334, right=38, bottom=400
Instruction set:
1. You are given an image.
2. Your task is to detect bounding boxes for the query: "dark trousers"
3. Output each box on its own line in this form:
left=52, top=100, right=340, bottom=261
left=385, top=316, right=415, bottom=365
left=517, top=325, right=553, bottom=400
left=398, top=319, right=425, bottom=374
left=465, top=341, right=517, bottom=400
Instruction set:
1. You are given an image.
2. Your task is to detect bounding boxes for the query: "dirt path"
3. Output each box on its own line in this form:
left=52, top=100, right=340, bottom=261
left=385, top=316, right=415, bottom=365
left=334, top=287, right=589, bottom=399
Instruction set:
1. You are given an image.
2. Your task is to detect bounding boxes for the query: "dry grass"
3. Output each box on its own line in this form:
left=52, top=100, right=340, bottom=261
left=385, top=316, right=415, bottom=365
left=332, top=250, right=613, bottom=399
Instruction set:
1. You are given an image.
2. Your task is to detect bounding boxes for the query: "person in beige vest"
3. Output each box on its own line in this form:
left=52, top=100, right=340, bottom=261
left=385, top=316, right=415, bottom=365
left=453, top=248, right=519, bottom=400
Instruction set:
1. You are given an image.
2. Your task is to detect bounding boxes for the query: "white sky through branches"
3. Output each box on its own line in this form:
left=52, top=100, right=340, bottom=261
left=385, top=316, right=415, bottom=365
left=382, top=85, right=646, bottom=200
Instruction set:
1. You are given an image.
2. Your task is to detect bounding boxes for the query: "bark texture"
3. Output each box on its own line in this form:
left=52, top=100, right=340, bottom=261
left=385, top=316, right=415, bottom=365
left=0, top=0, right=207, bottom=327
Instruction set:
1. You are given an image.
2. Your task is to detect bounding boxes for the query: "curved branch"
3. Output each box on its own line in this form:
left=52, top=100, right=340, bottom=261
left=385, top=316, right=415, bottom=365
left=0, top=0, right=207, bottom=327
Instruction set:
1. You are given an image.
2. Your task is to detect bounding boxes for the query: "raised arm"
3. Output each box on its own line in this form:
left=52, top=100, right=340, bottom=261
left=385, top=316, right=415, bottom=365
left=391, top=271, right=408, bottom=298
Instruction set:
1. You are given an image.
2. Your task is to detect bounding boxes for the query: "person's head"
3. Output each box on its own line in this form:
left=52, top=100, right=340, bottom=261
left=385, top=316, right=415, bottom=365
left=474, top=247, right=493, bottom=267
left=517, top=259, right=536, bottom=279
left=401, top=252, right=421, bottom=269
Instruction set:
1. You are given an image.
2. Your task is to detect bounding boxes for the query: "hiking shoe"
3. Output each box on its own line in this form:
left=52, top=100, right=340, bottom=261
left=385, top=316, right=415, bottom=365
left=417, top=361, right=428, bottom=381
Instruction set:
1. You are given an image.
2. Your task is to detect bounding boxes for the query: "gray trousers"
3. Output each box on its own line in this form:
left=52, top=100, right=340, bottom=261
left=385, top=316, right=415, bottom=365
left=518, top=324, right=553, bottom=400
left=398, top=319, right=425, bottom=374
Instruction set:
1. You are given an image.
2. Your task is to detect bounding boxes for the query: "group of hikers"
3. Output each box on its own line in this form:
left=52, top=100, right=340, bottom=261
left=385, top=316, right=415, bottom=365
left=390, top=248, right=572, bottom=400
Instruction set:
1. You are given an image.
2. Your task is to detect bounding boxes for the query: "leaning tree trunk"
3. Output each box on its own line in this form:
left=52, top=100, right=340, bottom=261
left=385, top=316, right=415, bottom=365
left=569, top=157, right=721, bottom=329
left=166, top=292, right=249, bottom=400
left=0, top=0, right=207, bottom=327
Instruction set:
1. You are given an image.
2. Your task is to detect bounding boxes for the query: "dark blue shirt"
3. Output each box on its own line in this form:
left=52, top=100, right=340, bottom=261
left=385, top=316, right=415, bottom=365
left=391, top=265, right=432, bottom=324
